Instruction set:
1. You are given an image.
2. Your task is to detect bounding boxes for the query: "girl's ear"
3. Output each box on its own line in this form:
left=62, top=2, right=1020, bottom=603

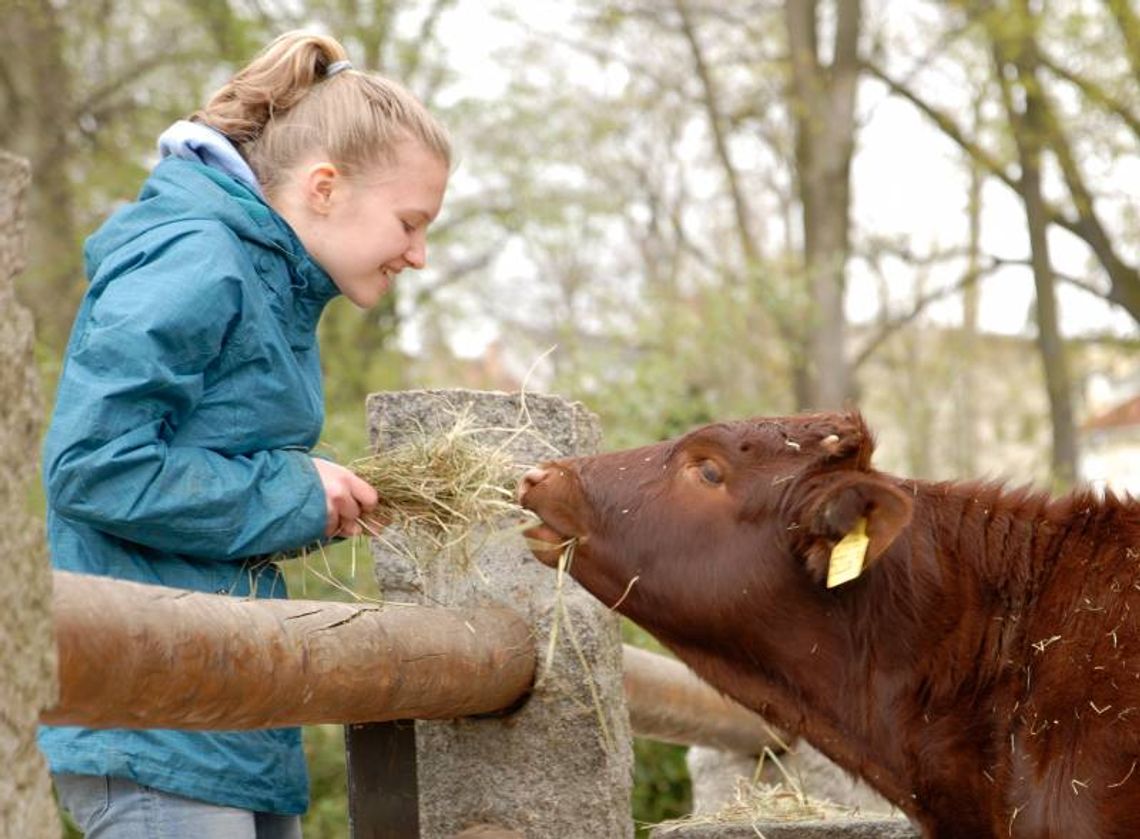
left=303, top=162, right=340, bottom=214
left=799, top=472, right=913, bottom=585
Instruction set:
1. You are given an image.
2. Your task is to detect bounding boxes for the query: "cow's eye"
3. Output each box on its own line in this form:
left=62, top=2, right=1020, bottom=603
left=697, top=460, right=724, bottom=485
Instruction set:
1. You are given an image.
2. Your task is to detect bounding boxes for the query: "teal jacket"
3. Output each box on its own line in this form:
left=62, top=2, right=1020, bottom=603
left=39, top=153, right=339, bottom=815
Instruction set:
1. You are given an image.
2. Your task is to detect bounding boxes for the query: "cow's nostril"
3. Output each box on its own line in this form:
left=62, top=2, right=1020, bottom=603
left=518, top=467, right=551, bottom=503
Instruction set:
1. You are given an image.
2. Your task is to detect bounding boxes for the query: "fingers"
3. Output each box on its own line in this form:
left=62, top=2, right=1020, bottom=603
left=312, top=458, right=381, bottom=538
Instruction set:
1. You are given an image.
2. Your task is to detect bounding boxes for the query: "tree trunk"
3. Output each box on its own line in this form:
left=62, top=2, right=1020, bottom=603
left=784, top=0, right=862, bottom=410
left=989, top=0, right=1078, bottom=487
left=2, top=0, right=82, bottom=350
left=0, top=150, right=58, bottom=839
left=953, top=148, right=983, bottom=478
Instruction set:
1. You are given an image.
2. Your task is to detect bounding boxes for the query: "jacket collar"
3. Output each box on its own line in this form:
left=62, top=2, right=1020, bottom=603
left=155, top=121, right=341, bottom=313
left=169, top=161, right=341, bottom=316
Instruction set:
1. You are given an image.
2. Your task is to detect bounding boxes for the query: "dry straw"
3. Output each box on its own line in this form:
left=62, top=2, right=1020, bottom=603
left=654, top=782, right=863, bottom=834
left=348, top=405, right=529, bottom=573
left=289, top=402, right=539, bottom=604
left=537, top=539, right=617, bottom=753
left=655, top=749, right=889, bottom=835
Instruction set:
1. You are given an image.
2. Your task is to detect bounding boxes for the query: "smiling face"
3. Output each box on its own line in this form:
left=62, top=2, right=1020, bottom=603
left=271, top=140, right=449, bottom=308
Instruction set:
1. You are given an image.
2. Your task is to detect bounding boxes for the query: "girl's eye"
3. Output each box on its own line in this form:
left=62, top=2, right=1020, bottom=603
left=401, top=221, right=415, bottom=233
left=697, top=460, right=723, bottom=486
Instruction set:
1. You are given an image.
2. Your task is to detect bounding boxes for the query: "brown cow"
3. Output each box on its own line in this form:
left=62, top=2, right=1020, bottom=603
left=517, top=410, right=1140, bottom=839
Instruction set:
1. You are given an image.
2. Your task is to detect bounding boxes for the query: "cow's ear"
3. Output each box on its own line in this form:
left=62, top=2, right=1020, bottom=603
left=801, top=473, right=912, bottom=586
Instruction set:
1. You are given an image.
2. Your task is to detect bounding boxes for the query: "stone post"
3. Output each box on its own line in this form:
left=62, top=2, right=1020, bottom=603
left=366, top=389, right=633, bottom=839
left=0, top=151, right=59, bottom=838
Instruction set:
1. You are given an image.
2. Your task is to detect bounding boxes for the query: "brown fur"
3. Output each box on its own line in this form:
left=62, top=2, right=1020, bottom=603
left=518, top=410, right=1140, bottom=838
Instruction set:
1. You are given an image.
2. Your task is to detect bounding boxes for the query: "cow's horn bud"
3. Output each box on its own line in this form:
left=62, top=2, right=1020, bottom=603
left=821, top=434, right=840, bottom=453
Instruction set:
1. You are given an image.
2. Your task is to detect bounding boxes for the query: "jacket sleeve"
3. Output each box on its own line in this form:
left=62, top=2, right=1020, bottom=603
left=44, top=222, right=329, bottom=560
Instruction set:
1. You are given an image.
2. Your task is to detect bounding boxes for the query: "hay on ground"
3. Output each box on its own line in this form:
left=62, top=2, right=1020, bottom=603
left=654, top=778, right=879, bottom=834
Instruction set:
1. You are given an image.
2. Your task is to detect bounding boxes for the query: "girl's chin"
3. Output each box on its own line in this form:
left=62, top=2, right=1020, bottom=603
left=342, top=281, right=390, bottom=309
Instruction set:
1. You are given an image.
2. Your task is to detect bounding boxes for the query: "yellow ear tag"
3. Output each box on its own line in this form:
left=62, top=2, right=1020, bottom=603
left=827, top=516, right=869, bottom=588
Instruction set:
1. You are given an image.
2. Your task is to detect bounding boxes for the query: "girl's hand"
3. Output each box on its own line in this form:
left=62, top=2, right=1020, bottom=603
left=311, top=458, right=380, bottom=538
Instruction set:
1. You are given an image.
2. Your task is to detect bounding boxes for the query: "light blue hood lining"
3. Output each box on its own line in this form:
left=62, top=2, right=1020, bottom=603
left=158, top=120, right=264, bottom=198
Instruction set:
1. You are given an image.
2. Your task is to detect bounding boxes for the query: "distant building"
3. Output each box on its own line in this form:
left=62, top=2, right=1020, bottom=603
left=858, top=327, right=1053, bottom=486
left=1080, top=393, right=1140, bottom=497
left=858, top=326, right=1140, bottom=492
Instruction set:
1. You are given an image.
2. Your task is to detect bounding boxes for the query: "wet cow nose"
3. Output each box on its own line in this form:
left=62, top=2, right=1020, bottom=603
left=518, top=467, right=550, bottom=503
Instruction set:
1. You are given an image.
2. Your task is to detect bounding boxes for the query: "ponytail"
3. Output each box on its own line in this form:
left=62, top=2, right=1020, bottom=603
left=191, top=31, right=451, bottom=197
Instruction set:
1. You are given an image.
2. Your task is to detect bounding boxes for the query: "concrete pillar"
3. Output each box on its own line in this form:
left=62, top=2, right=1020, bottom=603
left=0, top=150, right=59, bottom=838
left=367, top=389, right=633, bottom=839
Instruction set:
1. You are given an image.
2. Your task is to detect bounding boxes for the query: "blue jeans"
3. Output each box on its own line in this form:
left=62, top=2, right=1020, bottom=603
left=54, top=774, right=303, bottom=838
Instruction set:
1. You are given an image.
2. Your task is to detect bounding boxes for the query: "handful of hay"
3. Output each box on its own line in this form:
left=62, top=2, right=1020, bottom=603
left=348, top=413, right=529, bottom=569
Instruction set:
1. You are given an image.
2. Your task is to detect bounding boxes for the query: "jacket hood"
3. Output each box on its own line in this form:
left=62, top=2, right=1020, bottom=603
left=158, top=119, right=264, bottom=198
left=84, top=157, right=340, bottom=309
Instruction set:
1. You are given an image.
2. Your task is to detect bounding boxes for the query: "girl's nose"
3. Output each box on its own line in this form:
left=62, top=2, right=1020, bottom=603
left=405, top=236, right=426, bottom=270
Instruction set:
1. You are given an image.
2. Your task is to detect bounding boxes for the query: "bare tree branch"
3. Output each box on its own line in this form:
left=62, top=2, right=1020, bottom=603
left=1037, top=49, right=1140, bottom=140
left=673, top=0, right=760, bottom=265
left=1106, top=0, right=1140, bottom=79
left=863, top=60, right=1016, bottom=189
left=865, top=57, right=1140, bottom=322
left=68, top=45, right=200, bottom=128
left=404, top=0, right=456, bottom=81
left=851, top=269, right=988, bottom=370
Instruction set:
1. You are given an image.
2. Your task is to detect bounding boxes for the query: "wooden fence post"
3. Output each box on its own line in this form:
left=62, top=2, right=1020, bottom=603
left=346, top=721, right=420, bottom=839
left=365, top=389, right=634, bottom=839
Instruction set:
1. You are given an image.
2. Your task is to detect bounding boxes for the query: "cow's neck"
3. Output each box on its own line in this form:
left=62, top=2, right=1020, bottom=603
left=656, top=599, right=962, bottom=831
left=655, top=479, right=1072, bottom=830
left=661, top=627, right=928, bottom=823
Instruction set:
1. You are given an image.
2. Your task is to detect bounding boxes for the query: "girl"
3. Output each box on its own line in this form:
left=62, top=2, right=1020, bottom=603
left=40, top=31, right=450, bottom=838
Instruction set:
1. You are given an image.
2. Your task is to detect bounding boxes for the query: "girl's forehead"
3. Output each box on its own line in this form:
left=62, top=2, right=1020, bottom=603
left=359, top=152, right=448, bottom=209
left=370, top=141, right=449, bottom=180
left=350, top=159, right=447, bottom=224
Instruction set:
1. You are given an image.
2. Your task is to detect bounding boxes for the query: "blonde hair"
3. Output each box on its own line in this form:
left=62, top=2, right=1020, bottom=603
left=191, top=31, right=451, bottom=196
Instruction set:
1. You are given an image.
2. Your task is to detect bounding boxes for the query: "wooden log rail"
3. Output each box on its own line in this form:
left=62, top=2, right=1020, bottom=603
left=42, top=571, right=777, bottom=755
left=623, top=645, right=777, bottom=755
left=41, top=571, right=533, bottom=729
